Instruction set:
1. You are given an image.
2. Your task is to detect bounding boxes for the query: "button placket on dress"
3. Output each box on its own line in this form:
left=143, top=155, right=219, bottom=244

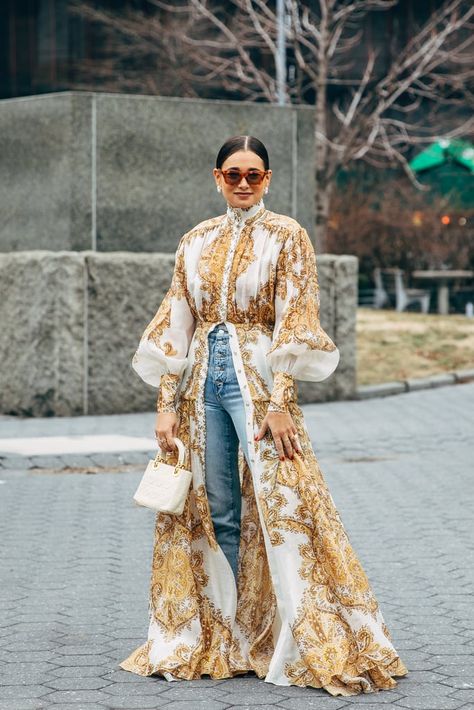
left=218, top=205, right=266, bottom=473
left=216, top=207, right=296, bottom=666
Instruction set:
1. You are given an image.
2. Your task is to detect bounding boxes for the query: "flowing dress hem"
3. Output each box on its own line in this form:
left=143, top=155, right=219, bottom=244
left=118, top=645, right=408, bottom=696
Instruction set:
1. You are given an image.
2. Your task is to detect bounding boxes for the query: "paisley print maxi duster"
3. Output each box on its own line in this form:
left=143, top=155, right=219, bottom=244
left=119, top=199, right=408, bottom=696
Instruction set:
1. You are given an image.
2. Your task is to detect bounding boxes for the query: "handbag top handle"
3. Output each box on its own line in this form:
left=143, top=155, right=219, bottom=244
left=155, top=437, right=186, bottom=468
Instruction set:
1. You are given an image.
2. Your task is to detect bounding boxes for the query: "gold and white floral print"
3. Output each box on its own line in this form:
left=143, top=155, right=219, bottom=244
left=267, top=370, right=297, bottom=412
left=156, top=372, right=181, bottom=413
left=121, top=199, right=408, bottom=695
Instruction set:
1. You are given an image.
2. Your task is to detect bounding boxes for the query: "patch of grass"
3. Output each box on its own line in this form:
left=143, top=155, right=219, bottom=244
left=356, top=308, right=474, bottom=385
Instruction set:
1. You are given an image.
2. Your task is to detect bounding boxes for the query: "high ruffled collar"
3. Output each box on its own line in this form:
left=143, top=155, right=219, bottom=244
left=226, top=197, right=266, bottom=225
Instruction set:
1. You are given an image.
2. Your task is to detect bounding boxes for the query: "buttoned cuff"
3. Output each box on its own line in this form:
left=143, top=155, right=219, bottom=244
left=156, top=373, right=181, bottom=413
left=268, top=371, right=296, bottom=413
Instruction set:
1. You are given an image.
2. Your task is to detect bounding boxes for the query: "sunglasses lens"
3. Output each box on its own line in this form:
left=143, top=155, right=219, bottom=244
left=226, top=171, right=242, bottom=185
left=247, top=172, right=264, bottom=185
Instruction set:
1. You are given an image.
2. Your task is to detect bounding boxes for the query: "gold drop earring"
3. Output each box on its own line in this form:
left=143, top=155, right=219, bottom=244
left=217, top=185, right=222, bottom=193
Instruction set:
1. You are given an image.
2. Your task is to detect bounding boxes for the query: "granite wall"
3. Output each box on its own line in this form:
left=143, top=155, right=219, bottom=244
left=0, top=252, right=357, bottom=416
left=0, top=92, right=316, bottom=253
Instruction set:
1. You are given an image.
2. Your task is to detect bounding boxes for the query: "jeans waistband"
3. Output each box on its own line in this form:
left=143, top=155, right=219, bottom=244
left=208, top=323, right=229, bottom=339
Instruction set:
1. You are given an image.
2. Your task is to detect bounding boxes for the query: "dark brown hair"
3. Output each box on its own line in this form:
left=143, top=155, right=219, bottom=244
left=215, top=135, right=270, bottom=171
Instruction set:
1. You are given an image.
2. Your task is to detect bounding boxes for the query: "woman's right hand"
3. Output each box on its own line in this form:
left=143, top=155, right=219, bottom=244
left=155, top=411, right=179, bottom=453
left=255, top=410, right=302, bottom=461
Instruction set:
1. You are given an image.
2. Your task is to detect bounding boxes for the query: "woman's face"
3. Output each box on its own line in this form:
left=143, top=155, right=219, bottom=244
left=213, top=149, right=272, bottom=208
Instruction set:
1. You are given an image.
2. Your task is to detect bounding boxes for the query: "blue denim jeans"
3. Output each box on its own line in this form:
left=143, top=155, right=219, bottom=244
left=204, top=323, right=251, bottom=582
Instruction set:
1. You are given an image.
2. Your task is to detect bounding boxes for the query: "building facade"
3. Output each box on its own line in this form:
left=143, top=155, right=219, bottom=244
left=1, top=0, right=443, bottom=101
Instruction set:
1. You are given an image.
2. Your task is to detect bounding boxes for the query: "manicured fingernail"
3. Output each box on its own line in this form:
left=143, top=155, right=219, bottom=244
left=280, top=456, right=285, bottom=461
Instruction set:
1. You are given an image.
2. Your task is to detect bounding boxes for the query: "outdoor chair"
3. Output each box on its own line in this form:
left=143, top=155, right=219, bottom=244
left=373, top=267, right=431, bottom=313
left=358, top=287, right=379, bottom=307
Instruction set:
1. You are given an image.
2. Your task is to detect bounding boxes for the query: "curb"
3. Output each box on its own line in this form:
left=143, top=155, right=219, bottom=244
left=0, top=450, right=152, bottom=473
left=355, top=368, right=474, bottom=400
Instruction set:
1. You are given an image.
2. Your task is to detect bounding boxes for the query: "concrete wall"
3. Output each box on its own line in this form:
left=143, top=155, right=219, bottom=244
left=0, top=251, right=357, bottom=416
left=0, top=92, right=316, bottom=253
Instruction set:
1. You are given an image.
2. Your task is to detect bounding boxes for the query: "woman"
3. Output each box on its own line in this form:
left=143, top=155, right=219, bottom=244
left=120, top=135, right=407, bottom=696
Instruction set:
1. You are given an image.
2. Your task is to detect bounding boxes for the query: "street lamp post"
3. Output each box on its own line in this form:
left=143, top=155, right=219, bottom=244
left=276, top=0, right=286, bottom=106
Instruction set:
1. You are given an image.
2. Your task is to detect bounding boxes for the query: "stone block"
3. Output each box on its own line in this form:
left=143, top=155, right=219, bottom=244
left=0, top=250, right=356, bottom=415
left=357, top=381, right=407, bottom=399
left=334, top=254, right=358, bottom=400
left=298, top=254, right=356, bottom=404
left=406, top=377, right=433, bottom=392
left=85, top=251, right=174, bottom=414
left=96, top=94, right=316, bottom=251
left=427, top=373, right=457, bottom=388
left=0, top=251, right=85, bottom=417
left=0, top=92, right=315, bottom=254
left=0, top=93, right=92, bottom=252
left=453, top=368, right=474, bottom=383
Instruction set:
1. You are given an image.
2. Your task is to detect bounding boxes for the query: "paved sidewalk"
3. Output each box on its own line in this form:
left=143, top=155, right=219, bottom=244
left=0, top=383, right=473, bottom=710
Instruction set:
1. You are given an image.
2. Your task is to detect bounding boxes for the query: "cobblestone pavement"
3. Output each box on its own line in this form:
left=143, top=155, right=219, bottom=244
left=0, top=383, right=473, bottom=710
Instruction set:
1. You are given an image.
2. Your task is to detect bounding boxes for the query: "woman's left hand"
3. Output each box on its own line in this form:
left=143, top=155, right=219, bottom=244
left=255, top=412, right=303, bottom=461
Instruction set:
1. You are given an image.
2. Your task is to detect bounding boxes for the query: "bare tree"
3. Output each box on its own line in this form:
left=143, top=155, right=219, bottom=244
left=70, top=0, right=474, bottom=249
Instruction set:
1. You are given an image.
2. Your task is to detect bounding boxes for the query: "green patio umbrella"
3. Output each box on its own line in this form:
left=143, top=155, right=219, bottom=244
left=409, top=139, right=474, bottom=174
left=448, top=140, right=474, bottom=173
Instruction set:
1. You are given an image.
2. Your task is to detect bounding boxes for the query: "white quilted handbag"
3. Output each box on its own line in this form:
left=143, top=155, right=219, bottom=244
left=133, top=437, right=192, bottom=515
